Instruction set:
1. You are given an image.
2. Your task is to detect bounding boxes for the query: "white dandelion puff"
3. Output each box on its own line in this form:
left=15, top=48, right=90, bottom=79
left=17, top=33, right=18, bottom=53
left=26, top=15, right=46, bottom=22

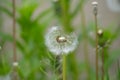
left=45, top=26, right=78, bottom=55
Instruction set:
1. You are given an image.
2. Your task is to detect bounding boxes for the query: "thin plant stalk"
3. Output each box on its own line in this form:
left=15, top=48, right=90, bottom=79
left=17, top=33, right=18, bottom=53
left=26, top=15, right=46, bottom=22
left=56, top=1, right=68, bottom=78
left=81, top=8, right=90, bottom=80
left=95, top=12, right=99, bottom=80
left=117, top=60, right=120, bottom=80
left=101, top=48, right=104, bottom=80
left=12, top=0, right=17, bottom=80
left=12, top=0, right=16, bottom=62
left=60, top=0, right=79, bottom=80
left=117, top=60, right=119, bottom=71
left=92, top=2, right=99, bottom=80
left=62, top=55, right=66, bottom=80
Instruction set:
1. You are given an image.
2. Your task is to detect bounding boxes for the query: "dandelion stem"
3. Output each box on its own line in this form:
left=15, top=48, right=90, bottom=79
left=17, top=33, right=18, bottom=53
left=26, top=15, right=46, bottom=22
left=12, top=0, right=17, bottom=79
left=12, top=0, right=17, bottom=64
left=101, top=48, right=104, bottom=80
left=60, top=0, right=78, bottom=80
left=92, top=2, right=99, bottom=80
left=63, top=55, right=66, bottom=80
left=117, top=60, right=119, bottom=70
left=117, top=60, right=120, bottom=79
left=95, top=13, right=99, bottom=80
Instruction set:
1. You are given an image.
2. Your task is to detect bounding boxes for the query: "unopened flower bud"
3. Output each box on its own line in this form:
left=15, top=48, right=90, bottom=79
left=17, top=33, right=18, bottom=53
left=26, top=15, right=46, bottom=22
left=13, top=62, right=18, bottom=67
left=92, top=1, right=98, bottom=15
left=97, top=29, right=103, bottom=37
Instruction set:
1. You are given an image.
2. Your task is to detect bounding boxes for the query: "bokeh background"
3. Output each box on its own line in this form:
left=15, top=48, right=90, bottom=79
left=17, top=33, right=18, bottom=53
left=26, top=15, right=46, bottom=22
left=0, top=0, right=120, bottom=80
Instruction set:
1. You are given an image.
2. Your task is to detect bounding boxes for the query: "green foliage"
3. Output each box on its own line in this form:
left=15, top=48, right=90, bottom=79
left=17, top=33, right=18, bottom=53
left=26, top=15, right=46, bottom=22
left=0, top=0, right=53, bottom=79
left=117, top=66, right=120, bottom=80
left=0, top=55, right=11, bottom=75
left=16, top=0, right=53, bottom=79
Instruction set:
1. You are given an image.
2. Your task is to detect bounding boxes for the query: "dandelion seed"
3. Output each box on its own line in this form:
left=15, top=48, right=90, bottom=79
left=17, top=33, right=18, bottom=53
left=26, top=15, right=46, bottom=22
left=45, top=26, right=78, bottom=55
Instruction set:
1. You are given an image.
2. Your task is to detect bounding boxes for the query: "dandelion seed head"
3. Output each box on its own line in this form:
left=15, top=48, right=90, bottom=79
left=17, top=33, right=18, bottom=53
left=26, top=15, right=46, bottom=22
left=45, top=26, right=78, bottom=55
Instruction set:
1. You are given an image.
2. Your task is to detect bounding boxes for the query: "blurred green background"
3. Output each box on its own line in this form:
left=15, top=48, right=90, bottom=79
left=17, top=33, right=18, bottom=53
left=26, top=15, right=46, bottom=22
left=0, top=0, right=120, bottom=80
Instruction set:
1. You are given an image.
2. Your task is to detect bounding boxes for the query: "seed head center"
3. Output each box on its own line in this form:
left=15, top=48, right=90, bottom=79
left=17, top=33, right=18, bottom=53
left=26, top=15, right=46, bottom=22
left=56, top=36, right=67, bottom=43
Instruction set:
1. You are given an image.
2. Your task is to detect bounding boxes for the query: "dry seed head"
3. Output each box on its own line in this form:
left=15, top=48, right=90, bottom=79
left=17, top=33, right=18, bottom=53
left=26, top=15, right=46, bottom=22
left=45, top=26, right=78, bottom=55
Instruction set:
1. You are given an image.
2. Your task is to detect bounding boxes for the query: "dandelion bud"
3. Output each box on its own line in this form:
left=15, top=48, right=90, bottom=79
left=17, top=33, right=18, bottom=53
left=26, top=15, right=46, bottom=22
left=13, top=62, right=18, bottom=67
left=97, top=29, right=103, bottom=37
left=92, top=1, right=98, bottom=15
left=92, top=1, right=98, bottom=6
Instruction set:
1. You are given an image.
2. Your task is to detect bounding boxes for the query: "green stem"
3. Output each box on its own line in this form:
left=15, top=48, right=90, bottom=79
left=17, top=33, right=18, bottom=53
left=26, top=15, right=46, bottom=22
left=60, top=0, right=79, bottom=80
left=12, top=0, right=18, bottom=79
left=95, top=12, right=99, bottom=80
left=101, top=48, right=104, bottom=80
left=63, top=54, right=66, bottom=80
left=60, top=0, right=73, bottom=32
